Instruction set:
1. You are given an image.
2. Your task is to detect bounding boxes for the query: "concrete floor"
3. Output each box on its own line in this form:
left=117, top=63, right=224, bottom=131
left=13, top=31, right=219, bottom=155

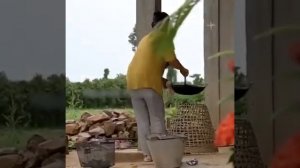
left=66, top=148, right=233, bottom=168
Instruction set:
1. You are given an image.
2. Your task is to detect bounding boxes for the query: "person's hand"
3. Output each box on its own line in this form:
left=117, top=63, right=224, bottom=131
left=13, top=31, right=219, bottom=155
left=180, top=68, right=189, bottom=77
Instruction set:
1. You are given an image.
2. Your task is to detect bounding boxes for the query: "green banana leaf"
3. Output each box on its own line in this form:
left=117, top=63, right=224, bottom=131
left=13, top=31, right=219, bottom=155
left=150, top=0, right=201, bottom=57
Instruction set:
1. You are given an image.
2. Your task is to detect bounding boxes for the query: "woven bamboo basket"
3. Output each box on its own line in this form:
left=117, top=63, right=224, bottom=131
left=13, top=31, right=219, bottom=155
left=167, top=104, right=218, bottom=154
left=234, top=118, right=266, bottom=168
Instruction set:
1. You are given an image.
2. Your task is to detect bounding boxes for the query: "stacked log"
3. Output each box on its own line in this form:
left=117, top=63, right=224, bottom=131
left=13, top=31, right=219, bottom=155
left=66, top=111, right=137, bottom=149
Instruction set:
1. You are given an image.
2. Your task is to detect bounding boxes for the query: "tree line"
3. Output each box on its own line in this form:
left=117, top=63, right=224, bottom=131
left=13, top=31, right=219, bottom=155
left=0, top=68, right=204, bottom=128
left=0, top=72, right=65, bottom=128
left=66, top=68, right=205, bottom=109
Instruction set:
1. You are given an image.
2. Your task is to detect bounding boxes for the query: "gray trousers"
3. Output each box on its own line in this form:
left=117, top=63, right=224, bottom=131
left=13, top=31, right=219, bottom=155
left=129, top=89, right=167, bottom=155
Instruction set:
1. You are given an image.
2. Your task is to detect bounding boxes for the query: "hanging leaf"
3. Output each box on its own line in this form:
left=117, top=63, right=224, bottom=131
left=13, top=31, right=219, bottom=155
left=208, top=50, right=235, bottom=60
left=151, top=0, right=201, bottom=57
left=218, top=94, right=234, bottom=105
left=215, top=76, right=235, bottom=83
left=228, top=152, right=234, bottom=163
left=254, top=25, right=300, bottom=40
left=276, top=71, right=300, bottom=80
left=272, top=102, right=300, bottom=120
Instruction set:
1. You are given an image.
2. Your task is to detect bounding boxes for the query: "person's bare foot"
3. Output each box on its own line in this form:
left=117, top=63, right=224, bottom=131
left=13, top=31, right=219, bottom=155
left=143, top=155, right=153, bottom=162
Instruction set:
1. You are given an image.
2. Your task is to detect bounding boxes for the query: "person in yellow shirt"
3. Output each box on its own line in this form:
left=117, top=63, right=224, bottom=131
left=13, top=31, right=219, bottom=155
left=126, top=11, right=189, bottom=162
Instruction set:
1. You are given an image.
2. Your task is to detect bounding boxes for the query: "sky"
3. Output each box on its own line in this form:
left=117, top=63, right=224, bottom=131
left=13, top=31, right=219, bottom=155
left=0, top=0, right=65, bottom=81
left=66, top=0, right=204, bottom=83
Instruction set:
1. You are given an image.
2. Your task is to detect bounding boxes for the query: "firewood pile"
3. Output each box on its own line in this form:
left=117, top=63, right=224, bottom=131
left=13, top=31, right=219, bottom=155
left=66, top=110, right=137, bottom=149
left=0, top=135, right=65, bottom=168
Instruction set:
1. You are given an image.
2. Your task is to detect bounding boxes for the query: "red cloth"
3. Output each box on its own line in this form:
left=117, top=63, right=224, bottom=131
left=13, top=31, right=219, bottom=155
left=271, top=132, right=300, bottom=168
left=214, top=112, right=234, bottom=147
left=289, top=42, right=300, bottom=65
left=227, top=59, right=235, bottom=73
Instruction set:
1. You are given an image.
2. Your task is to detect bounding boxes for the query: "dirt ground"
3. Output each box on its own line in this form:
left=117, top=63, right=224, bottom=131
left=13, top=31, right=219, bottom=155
left=66, top=148, right=233, bottom=168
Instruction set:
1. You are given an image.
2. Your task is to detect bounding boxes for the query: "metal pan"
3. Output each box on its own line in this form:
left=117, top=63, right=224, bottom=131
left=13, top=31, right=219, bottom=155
left=172, top=77, right=205, bottom=95
left=235, top=85, right=251, bottom=101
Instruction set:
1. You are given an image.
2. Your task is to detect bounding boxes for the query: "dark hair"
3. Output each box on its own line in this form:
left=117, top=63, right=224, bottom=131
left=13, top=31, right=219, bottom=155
left=152, top=11, right=169, bottom=28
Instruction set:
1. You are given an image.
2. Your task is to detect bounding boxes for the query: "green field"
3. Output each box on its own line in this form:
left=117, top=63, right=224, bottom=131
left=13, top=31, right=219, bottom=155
left=66, top=108, right=178, bottom=120
left=0, top=108, right=178, bottom=148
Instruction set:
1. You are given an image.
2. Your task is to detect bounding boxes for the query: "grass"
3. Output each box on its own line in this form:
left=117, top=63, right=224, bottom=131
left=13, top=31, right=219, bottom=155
left=0, top=128, right=64, bottom=149
left=66, top=107, right=178, bottom=121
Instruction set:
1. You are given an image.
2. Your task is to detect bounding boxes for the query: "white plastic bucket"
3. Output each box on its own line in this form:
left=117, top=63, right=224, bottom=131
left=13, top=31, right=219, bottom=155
left=147, top=135, right=186, bottom=168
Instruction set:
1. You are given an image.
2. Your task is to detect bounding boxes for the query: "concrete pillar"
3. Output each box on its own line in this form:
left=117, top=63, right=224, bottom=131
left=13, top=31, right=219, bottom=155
left=204, top=0, right=234, bottom=129
left=234, top=0, right=247, bottom=74
left=245, top=0, right=274, bottom=164
left=135, top=0, right=161, bottom=152
left=204, top=0, right=220, bottom=129
left=219, top=0, right=234, bottom=119
left=272, top=0, right=300, bottom=151
left=136, top=0, right=161, bottom=43
left=246, top=0, right=300, bottom=164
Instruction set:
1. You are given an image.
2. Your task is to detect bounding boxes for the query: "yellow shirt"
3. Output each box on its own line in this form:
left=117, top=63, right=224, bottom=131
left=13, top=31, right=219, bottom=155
left=126, top=32, right=176, bottom=96
left=127, top=0, right=200, bottom=96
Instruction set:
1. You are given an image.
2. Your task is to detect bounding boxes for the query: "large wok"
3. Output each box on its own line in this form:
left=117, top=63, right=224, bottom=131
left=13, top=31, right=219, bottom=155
left=235, top=82, right=253, bottom=101
left=172, top=77, right=205, bottom=95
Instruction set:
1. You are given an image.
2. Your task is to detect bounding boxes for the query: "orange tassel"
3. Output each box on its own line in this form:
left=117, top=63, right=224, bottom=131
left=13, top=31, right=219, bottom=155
left=214, top=112, right=235, bottom=147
